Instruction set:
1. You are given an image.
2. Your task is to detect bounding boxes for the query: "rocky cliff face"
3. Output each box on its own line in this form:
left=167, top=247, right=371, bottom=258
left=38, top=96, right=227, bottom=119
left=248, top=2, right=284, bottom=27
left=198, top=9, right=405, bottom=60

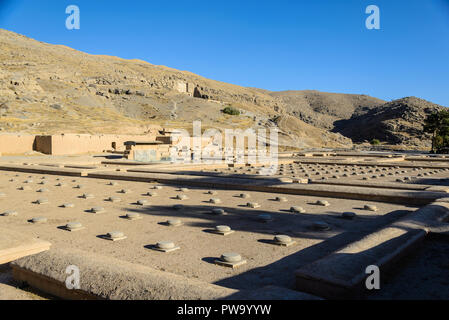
left=333, top=97, right=446, bottom=148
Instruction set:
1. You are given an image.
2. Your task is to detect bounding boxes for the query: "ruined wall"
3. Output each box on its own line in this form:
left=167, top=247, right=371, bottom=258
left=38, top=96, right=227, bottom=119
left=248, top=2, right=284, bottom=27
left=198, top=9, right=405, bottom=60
left=0, top=134, right=36, bottom=155
left=0, top=133, right=216, bottom=156
left=34, top=136, right=52, bottom=155
left=175, top=81, right=187, bottom=93
left=175, top=81, right=195, bottom=96
left=36, top=134, right=160, bottom=155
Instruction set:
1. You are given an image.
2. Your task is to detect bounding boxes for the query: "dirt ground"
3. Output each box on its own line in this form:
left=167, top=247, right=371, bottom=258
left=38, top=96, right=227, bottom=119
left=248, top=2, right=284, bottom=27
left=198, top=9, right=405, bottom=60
left=0, top=170, right=414, bottom=291
left=0, top=153, right=448, bottom=299
left=0, top=265, right=47, bottom=300
left=368, top=239, right=449, bottom=300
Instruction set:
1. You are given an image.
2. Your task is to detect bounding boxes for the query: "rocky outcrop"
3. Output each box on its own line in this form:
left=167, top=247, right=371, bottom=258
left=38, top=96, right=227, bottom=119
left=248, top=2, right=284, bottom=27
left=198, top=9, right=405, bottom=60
left=333, top=97, right=446, bottom=148
left=270, top=90, right=385, bottom=129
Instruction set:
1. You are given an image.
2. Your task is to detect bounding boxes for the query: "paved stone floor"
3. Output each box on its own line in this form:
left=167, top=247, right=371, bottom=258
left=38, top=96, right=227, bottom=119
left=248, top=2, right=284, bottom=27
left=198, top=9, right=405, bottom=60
left=0, top=151, right=448, bottom=299
left=0, top=170, right=414, bottom=289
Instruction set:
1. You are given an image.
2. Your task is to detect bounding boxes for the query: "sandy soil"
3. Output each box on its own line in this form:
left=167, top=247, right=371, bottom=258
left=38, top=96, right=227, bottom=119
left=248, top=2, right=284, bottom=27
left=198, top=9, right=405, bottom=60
left=368, top=239, right=449, bottom=300
left=210, top=162, right=449, bottom=186
left=0, top=266, right=47, bottom=300
left=1, top=154, right=448, bottom=299
left=0, top=170, right=413, bottom=290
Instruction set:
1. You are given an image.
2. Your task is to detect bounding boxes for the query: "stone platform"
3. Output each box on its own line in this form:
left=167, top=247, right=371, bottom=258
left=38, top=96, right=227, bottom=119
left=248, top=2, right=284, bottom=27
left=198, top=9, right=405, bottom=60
left=0, top=151, right=448, bottom=300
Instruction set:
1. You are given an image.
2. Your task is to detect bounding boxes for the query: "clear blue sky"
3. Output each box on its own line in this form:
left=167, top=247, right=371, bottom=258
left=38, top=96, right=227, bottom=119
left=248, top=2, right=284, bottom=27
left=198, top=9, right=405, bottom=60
left=1, top=0, right=448, bottom=106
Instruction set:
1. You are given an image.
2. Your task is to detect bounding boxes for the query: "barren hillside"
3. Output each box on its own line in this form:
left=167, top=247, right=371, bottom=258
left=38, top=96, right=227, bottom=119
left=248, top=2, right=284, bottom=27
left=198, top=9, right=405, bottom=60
left=0, top=29, right=355, bottom=148
left=0, top=28, right=445, bottom=150
left=270, top=90, right=385, bottom=129
left=333, top=97, right=446, bottom=148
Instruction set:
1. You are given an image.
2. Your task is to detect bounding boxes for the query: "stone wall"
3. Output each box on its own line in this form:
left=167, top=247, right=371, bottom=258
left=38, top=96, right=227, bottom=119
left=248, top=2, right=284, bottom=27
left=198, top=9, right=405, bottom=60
left=34, top=135, right=52, bottom=154
left=0, top=134, right=36, bottom=155
left=0, top=134, right=163, bottom=156
left=175, top=81, right=195, bottom=96
left=0, top=133, right=219, bottom=156
left=36, top=134, right=160, bottom=155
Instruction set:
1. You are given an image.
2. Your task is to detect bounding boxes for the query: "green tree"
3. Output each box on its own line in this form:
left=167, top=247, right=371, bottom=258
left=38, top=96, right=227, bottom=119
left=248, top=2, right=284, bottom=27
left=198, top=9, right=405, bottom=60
left=423, top=110, right=449, bottom=153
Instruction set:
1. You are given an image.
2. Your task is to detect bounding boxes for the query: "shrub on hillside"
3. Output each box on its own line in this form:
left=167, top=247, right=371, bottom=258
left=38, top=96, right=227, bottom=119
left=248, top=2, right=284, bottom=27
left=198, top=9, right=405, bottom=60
left=222, top=106, right=240, bottom=116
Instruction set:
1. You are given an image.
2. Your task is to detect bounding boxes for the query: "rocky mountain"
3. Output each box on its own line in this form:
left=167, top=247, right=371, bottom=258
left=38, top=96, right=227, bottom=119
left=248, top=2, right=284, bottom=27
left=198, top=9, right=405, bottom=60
left=270, top=90, right=385, bottom=130
left=333, top=97, right=446, bottom=148
left=0, top=28, right=445, bottom=150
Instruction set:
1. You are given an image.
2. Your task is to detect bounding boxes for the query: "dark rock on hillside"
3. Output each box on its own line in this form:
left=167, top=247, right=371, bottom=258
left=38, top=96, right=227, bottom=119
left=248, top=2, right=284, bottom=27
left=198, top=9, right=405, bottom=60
left=333, top=97, right=446, bottom=148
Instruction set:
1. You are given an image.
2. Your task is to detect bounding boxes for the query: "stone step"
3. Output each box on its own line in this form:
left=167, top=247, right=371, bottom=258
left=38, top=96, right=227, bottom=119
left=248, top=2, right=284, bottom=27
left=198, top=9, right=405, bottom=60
left=295, top=201, right=449, bottom=299
left=11, top=248, right=318, bottom=300
left=0, top=227, right=51, bottom=264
